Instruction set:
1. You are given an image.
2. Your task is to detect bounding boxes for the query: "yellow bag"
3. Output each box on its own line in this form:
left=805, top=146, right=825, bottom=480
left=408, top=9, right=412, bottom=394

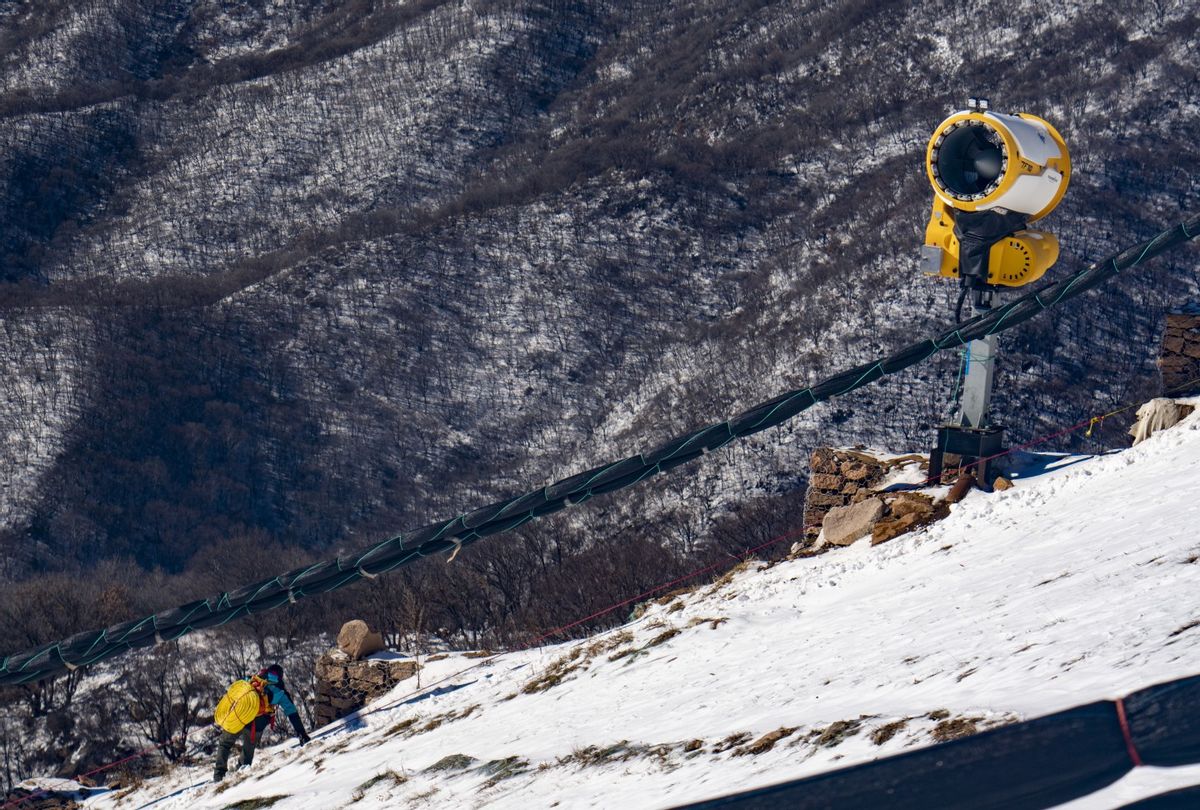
left=214, top=679, right=264, bottom=734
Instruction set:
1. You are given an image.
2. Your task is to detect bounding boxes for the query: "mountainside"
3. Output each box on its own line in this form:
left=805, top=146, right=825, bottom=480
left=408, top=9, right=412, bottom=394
left=0, top=0, right=1197, bottom=579
left=70, top=401, right=1200, bottom=809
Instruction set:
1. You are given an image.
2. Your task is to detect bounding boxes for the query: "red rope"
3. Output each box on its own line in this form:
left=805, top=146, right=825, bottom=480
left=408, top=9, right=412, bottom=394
left=1, top=741, right=169, bottom=810
left=1115, top=697, right=1143, bottom=767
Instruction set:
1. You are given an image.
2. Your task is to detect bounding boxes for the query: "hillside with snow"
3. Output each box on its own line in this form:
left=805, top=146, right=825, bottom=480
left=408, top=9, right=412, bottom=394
left=1, top=0, right=1197, bottom=581
left=70, top=404, right=1200, bottom=809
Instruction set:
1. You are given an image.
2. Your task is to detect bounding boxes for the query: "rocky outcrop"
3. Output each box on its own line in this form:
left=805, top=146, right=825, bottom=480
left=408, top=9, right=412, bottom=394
left=797, top=448, right=948, bottom=552
left=801, top=449, right=928, bottom=543
left=801, top=448, right=893, bottom=543
left=871, top=492, right=945, bottom=545
left=313, top=651, right=419, bottom=728
left=1161, top=313, right=1200, bottom=396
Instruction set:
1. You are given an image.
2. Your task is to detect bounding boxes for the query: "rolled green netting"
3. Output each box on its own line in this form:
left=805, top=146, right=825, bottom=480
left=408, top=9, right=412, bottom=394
left=2, top=213, right=1196, bottom=686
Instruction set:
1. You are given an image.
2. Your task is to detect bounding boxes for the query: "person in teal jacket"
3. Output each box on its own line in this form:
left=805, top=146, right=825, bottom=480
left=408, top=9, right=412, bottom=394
left=214, top=664, right=311, bottom=782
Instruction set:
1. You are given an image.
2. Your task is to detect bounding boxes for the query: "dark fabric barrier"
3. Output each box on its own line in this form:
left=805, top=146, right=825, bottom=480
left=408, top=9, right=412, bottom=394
left=2, top=214, right=1196, bottom=686
left=1128, top=675, right=1200, bottom=767
left=673, top=674, right=1200, bottom=810
left=675, top=703, right=1129, bottom=810
left=1119, top=784, right=1200, bottom=809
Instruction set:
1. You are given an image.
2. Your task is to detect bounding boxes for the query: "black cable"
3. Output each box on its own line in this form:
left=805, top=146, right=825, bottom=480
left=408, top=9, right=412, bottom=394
left=955, top=284, right=970, bottom=323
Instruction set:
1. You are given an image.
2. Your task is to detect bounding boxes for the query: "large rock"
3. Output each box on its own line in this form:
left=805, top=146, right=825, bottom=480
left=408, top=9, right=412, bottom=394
left=821, top=498, right=884, bottom=546
left=337, top=620, right=385, bottom=660
left=889, top=493, right=934, bottom=518
left=871, top=513, right=920, bottom=545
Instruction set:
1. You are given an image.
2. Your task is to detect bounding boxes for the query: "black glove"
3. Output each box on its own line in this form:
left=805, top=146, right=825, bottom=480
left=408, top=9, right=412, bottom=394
left=288, top=712, right=311, bottom=745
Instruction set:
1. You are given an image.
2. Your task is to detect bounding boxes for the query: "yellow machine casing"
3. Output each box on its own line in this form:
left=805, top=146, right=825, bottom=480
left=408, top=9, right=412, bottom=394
left=922, top=197, right=1060, bottom=287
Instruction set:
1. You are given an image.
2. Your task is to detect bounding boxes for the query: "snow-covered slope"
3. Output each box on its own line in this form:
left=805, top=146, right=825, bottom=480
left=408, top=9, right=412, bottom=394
left=87, top=408, right=1200, bottom=809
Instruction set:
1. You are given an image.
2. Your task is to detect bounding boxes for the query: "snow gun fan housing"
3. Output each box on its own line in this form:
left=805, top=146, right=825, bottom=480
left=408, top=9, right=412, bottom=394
left=922, top=106, right=1070, bottom=289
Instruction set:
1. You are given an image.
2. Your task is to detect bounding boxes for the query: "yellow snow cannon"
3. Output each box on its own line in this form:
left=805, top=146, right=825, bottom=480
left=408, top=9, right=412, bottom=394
left=921, top=99, right=1070, bottom=290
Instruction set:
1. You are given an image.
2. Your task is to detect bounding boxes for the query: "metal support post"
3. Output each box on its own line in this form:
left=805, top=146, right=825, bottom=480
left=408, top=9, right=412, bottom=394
left=958, top=335, right=997, bottom=428
left=929, top=297, right=1005, bottom=489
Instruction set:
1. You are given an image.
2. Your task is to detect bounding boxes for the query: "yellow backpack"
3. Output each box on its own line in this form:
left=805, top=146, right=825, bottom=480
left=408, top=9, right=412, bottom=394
left=214, top=677, right=267, bottom=734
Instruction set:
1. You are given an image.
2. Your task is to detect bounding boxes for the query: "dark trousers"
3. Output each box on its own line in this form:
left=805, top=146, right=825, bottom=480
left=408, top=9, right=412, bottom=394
left=214, top=715, right=270, bottom=779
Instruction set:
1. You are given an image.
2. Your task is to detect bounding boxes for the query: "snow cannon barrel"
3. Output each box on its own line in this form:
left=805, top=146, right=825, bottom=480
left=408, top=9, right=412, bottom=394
left=921, top=102, right=1071, bottom=290
left=926, top=109, right=1070, bottom=220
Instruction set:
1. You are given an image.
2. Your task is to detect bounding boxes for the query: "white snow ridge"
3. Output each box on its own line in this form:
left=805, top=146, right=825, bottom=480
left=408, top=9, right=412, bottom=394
left=86, top=405, right=1200, bottom=809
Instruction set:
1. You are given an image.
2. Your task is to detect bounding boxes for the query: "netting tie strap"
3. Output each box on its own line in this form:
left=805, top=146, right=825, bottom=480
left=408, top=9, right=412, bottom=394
left=64, top=662, right=78, bottom=672
left=446, top=538, right=464, bottom=564
left=1115, top=697, right=1143, bottom=766
left=357, top=567, right=379, bottom=580
left=1085, top=415, right=1102, bottom=437
left=154, top=631, right=164, bottom=645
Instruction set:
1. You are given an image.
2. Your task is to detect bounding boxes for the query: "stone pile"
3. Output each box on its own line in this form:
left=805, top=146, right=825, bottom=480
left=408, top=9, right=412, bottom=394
left=796, top=448, right=945, bottom=552
left=313, top=620, right=419, bottom=727
left=802, top=448, right=908, bottom=542
left=1161, top=313, right=1200, bottom=395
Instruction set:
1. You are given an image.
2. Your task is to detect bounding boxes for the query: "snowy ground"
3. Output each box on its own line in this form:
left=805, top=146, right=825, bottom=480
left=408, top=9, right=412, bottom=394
left=80, top=406, right=1200, bottom=809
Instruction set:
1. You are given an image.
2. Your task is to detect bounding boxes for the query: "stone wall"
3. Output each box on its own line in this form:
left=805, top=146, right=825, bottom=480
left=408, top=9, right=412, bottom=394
left=798, top=447, right=945, bottom=551
left=801, top=448, right=894, bottom=543
left=314, top=652, right=419, bottom=728
left=1161, top=313, right=1200, bottom=395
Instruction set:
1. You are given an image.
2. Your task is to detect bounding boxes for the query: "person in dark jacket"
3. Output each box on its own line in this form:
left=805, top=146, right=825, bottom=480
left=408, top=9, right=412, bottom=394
left=214, top=664, right=311, bottom=782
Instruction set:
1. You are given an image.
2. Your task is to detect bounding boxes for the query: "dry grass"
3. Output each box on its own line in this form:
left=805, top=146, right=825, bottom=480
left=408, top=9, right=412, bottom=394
left=712, top=731, right=753, bottom=753
left=734, top=727, right=797, bottom=756
left=418, top=716, right=447, bottom=734
left=931, top=716, right=981, bottom=742
left=686, top=616, right=727, bottom=630
left=870, top=719, right=909, bottom=745
left=385, top=717, right=420, bottom=737
left=811, top=719, right=863, bottom=748
left=523, top=647, right=587, bottom=694
left=424, top=754, right=476, bottom=773
left=478, top=756, right=529, bottom=789
left=526, top=632, right=636, bottom=691
left=351, top=771, right=407, bottom=802
left=220, top=797, right=289, bottom=810
left=561, top=742, right=637, bottom=767
left=647, top=628, right=680, bottom=647
left=705, top=561, right=761, bottom=596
